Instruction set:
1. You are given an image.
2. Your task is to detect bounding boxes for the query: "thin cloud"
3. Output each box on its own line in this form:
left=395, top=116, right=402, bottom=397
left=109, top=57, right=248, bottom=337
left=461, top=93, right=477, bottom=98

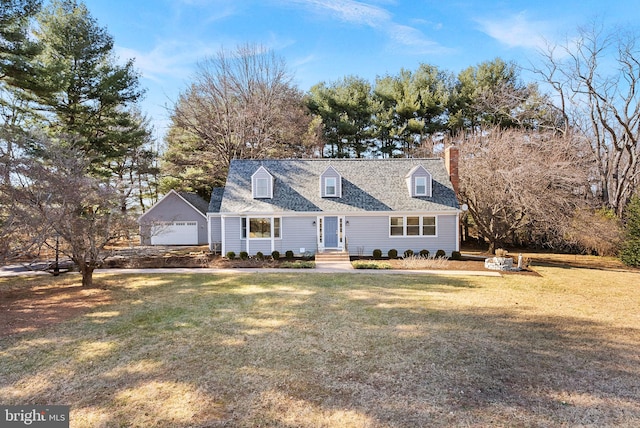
left=283, top=0, right=447, bottom=54
left=475, top=11, right=551, bottom=50
left=293, top=0, right=391, bottom=26
left=115, top=41, right=219, bottom=83
left=388, top=23, right=452, bottom=54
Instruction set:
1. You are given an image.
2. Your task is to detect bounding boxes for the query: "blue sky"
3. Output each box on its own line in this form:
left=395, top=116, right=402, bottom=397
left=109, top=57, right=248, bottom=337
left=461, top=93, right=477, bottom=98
left=81, top=0, right=638, bottom=142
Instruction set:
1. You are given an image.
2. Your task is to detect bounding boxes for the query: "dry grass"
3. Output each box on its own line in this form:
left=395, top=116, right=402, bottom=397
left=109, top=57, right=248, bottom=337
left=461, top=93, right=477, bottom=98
left=399, top=255, right=450, bottom=269
left=1, top=267, right=640, bottom=427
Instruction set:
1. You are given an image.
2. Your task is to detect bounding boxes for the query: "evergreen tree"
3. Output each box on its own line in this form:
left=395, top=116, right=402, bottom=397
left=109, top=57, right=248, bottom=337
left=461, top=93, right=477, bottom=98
left=307, top=76, right=375, bottom=158
left=0, top=0, right=41, bottom=88
left=620, top=196, right=640, bottom=267
left=33, top=0, right=146, bottom=169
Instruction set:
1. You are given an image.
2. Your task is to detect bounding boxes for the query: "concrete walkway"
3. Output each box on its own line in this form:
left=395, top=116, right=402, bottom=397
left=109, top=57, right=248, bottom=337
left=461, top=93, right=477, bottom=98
left=0, top=263, right=501, bottom=277
left=93, top=266, right=501, bottom=276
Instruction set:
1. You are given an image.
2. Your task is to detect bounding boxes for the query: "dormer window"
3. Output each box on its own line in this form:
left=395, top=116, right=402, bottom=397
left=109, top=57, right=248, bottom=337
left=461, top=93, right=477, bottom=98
left=325, top=177, right=337, bottom=196
left=415, top=176, right=427, bottom=196
left=252, top=166, right=273, bottom=199
left=406, top=165, right=432, bottom=198
left=255, top=177, right=270, bottom=198
left=320, top=165, right=342, bottom=198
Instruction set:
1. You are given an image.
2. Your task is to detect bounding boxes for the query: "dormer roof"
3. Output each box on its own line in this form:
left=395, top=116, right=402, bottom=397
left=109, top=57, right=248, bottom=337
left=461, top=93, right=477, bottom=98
left=405, top=164, right=432, bottom=197
left=320, top=165, right=342, bottom=198
left=251, top=165, right=274, bottom=199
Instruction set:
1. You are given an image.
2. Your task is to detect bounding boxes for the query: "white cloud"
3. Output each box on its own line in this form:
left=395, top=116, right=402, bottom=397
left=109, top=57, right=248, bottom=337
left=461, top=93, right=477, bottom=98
left=292, top=0, right=391, bottom=26
left=115, top=40, right=220, bottom=83
left=387, top=23, right=452, bottom=54
left=282, top=0, right=446, bottom=54
left=475, top=12, right=551, bottom=50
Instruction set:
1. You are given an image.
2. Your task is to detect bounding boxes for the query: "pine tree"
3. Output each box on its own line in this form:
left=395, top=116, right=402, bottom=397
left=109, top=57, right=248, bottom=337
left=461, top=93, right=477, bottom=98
left=621, top=196, right=640, bottom=267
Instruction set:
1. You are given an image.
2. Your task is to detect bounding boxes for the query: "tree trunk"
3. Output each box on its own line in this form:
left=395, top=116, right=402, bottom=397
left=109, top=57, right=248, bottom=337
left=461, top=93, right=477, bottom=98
left=76, top=260, right=95, bottom=287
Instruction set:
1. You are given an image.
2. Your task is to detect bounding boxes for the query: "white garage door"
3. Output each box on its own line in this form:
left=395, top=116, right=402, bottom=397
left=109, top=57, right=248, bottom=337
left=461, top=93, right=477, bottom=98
left=151, top=221, right=199, bottom=245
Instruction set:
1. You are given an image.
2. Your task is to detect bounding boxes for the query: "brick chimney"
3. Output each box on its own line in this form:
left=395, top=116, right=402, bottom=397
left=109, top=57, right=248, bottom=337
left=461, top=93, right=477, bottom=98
left=445, top=146, right=459, bottom=194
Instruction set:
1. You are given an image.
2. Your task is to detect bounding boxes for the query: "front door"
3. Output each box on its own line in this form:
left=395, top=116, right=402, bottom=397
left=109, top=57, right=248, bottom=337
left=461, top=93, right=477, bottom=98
left=324, top=216, right=338, bottom=248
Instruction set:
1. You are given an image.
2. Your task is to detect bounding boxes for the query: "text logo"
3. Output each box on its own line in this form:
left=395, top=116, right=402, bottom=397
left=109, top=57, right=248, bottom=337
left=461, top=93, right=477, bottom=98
left=1, top=406, right=69, bottom=427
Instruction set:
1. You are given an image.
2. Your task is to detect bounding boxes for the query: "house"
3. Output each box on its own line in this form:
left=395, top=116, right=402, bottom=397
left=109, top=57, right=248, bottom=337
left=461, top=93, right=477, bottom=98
left=209, top=149, right=461, bottom=257
left=138, top=190, right=209, bottom=245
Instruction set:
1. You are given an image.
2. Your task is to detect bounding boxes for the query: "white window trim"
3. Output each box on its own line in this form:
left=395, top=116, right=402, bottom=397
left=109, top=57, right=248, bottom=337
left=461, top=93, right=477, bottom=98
left=241, top=216, right=282, bottom=240
left=388, top=215, right=438, bottom=238
left=415, top=176, right=428, bottom=196
left=325, top=177, right=337, bottom=197
left=251, top=166, right=274, bottom=199
left=254, top=177, right=270, bottom=198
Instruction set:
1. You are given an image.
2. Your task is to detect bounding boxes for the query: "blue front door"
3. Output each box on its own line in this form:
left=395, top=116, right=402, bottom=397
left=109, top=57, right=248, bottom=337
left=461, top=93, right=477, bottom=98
left=324, top=216, right=338, bottom=247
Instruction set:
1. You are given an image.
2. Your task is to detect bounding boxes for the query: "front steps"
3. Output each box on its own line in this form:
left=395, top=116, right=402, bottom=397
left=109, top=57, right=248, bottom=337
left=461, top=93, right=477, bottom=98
left=314, top=250, right=353, bottom=270
left=314, top=250, right=350, bottom=262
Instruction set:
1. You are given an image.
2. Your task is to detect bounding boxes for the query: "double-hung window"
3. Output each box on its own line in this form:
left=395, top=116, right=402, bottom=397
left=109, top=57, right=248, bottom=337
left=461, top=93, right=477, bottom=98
left=389, top=216, right=436, bottom=236
left=325, top=177, right=337, bottom=197
left=390, top=217, right=404, bottom=236
left=255, top=178, right=270, bottom=198
left=415, top=176, right=427, bottom=196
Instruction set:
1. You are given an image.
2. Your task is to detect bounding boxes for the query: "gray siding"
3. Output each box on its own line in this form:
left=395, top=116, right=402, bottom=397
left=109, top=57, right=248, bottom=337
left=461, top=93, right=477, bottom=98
left=221, top=215, right=317, bottom=256
left=223, top=217, right=243, bottom=254
left=245, top=240, right=272, bottom=255
left=344, top=214, right=458, bottom=256
left=139, top=192, right=207, bottom=245
left=280, top=216, right=318, bottom=254
left=209, top=216, right=222, bottom=253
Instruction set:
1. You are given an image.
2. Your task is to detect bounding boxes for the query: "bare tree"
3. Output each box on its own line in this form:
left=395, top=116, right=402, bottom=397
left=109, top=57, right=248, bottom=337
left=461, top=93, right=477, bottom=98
left=5, top=139, right=134, bottom=286
left=165, top=44, right=318, bottom=195
left=457, top=127, right=592, bottom=253
left=535, top=23, right=640, bottom=216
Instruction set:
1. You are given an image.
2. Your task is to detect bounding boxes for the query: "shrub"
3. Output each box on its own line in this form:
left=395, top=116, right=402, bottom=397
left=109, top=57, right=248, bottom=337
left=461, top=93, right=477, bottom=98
left=239, top=251, right=249, bottom=260
left=256, top=251, right=264, bottom=260
left=450, top=250, right=462, bottom=260
left=285, top=250, right=294, bottom=259
left=401, top=255, right=449, bottom=269
left=388, top=248, right=398, bottom=259
left=419, top=249, right=429, bottom=258
left=280, top=261, right=315, bottom=269
left=621, top=196, right=640, bottom=267
left=225, top=251, right=236, bottom=259
left=404, top=249, right=414, bottom=258
left=620, top=239, right=640, bottom=267
left=568, top=208, right=623, bottom=256
left=435, top=249, right=446, bottom=258
left=271, top=250, right=280, bottom=260
left=353, top=261, right=392, bottom=269
left=372, top=249, right=382, bottom=259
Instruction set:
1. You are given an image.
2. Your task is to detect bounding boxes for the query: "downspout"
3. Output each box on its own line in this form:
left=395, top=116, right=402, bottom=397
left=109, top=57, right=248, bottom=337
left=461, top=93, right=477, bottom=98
left=221, top=216, right=226, bottom=256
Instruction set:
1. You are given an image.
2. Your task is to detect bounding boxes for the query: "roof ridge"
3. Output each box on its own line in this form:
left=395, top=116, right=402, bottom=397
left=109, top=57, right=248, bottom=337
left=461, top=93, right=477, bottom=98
left=232, top=157, right=442, bottom=162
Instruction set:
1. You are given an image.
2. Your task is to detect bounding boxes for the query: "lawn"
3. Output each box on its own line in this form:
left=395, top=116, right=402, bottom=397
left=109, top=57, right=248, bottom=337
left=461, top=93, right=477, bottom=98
left=1, top=266, right=639, bottom=427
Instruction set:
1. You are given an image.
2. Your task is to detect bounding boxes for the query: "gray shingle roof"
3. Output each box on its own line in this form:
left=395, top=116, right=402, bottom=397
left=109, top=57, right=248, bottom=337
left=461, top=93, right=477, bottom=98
left=216, top=158, right=459, bottom=214
left=208, top=187, right=225, bottom=212
left=178, top=191, right=210, bottom=215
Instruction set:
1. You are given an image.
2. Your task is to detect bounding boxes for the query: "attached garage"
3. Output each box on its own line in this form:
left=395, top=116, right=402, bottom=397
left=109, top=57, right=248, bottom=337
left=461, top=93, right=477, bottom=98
left=150, top=221, right=199, bottom=245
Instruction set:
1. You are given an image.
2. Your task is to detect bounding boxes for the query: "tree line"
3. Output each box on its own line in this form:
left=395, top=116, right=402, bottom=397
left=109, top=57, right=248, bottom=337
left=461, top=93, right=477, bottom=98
left=163, top=34, right=640, bottom=260
left=2, top=0, right=639, bottom=286
left=1, top=0, right=157, bottom=286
